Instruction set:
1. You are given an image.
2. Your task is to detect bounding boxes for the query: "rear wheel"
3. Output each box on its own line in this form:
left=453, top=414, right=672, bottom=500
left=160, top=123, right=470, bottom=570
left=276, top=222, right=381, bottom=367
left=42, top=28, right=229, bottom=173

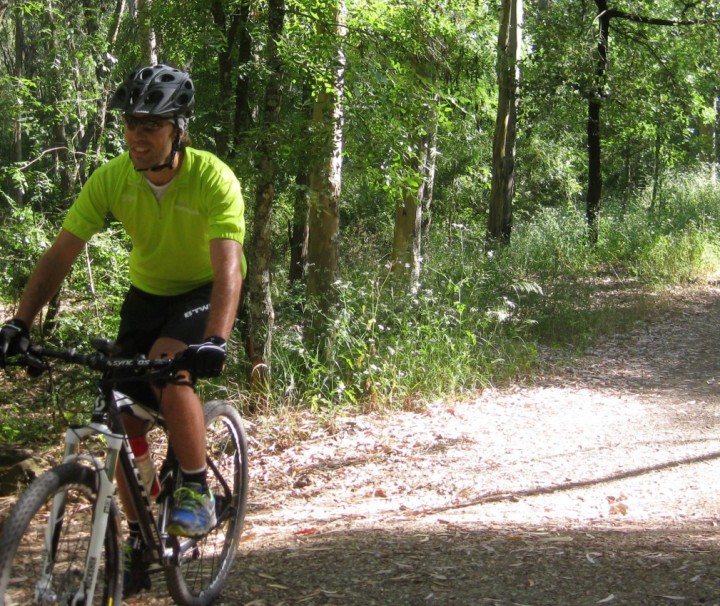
left=0, top=462, right=122, bottom=606
left=165, top=400, right=249, bottom=606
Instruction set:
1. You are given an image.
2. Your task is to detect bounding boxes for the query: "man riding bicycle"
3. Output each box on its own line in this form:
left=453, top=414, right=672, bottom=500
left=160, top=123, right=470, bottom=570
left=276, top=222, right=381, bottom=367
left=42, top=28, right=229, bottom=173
left=0, top=64, right=245, bottom=595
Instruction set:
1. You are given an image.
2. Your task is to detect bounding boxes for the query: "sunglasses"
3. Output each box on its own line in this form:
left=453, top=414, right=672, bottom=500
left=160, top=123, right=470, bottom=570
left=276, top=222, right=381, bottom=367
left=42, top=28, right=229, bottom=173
left=123, top=115, right=172, bottom=133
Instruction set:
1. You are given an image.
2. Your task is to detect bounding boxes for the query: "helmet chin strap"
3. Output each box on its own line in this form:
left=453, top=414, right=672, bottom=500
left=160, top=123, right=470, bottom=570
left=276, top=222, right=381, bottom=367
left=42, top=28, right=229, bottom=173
left=134, top=146, right=177, bottom=173
left=134, top=118, right=183, bottom=173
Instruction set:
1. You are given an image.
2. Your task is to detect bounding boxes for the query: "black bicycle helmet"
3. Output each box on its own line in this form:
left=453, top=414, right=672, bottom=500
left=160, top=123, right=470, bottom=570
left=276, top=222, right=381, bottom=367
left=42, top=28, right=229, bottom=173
left=109, top=64, right=194, bottom=119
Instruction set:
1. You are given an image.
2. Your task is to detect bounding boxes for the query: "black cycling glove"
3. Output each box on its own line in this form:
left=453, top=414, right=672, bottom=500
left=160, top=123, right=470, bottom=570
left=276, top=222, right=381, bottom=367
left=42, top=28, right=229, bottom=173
left=179, top=337, right=227, bottom=378
left=0, top=319, right=30, bottom=367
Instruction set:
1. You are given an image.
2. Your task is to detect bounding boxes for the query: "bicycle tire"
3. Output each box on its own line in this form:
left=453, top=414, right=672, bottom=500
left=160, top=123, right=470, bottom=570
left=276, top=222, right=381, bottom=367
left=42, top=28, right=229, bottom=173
left=165, top=400, right=249, bottom=606
left=0, top=462, right=123, bottom=606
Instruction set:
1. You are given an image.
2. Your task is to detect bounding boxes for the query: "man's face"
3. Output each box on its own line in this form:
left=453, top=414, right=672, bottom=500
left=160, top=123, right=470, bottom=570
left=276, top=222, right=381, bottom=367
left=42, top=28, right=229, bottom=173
left=124, top=115, right=175, bottom=171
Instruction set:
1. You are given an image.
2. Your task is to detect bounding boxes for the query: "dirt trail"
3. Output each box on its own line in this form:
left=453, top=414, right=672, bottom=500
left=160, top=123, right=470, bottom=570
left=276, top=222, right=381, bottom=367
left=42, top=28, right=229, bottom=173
left=216, top=286, right=720, bottom=606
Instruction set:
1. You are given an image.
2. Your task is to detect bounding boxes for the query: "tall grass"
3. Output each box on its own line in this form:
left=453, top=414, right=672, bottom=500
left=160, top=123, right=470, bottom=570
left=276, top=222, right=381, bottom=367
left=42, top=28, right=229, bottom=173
left=597, top=173, right=720, bottom=283
left=264, top=170, right=720, bottom=409
left=267, top=263, right=539, bottom=411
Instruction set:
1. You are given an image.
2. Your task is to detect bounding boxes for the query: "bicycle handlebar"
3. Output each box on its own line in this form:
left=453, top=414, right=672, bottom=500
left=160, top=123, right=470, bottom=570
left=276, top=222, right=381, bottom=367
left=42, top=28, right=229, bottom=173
left=9, top=337, right=178, bottom=377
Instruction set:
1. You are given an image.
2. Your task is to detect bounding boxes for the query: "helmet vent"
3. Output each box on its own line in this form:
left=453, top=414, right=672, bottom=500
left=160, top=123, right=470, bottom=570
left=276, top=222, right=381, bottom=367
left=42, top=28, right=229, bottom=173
left=146, top=90, right=164, bottom=103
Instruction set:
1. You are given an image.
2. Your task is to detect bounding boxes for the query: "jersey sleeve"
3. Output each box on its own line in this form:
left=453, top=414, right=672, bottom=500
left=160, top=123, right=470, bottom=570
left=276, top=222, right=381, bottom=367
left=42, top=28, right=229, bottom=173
left=206, top=164, right=246, bottom=244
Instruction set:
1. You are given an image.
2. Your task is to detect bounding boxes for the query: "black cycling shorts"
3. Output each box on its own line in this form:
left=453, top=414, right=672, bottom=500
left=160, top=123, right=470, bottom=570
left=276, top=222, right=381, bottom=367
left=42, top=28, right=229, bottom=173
left=113, top=283, right=212, bottom=408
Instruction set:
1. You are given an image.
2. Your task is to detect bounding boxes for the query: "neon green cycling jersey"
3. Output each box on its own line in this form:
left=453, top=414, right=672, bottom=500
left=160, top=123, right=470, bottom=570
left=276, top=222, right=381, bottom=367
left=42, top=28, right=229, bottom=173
left=63, top=148, right=245, bottom=296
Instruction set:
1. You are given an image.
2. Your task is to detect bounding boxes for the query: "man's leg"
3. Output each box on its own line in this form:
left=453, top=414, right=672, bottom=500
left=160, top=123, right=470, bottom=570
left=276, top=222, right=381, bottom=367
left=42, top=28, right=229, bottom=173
left=149, top=337, right=206, bottom=470
left=115, top=414, right=153, bottom=520
left=150, top=337, right=216, bottom=537
left=116, top=414, right=153, bottom=595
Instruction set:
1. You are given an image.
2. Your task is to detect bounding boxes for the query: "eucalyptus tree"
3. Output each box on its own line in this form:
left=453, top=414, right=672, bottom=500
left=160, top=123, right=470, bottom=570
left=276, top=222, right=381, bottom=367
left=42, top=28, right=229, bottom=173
left=288, top=83, right=313, bottom=285
left=0, top=0, right=125, bottom=212
left=246, top=0, right=286, bottom=391
left=136, top=0, right=158, bottom=64
left=522, top=0, right=720, bottom=241
left=342, top=0, right=496, bottom=291
left=303, top=0, right=346, bottom=360
left=487, top=0, right=523, bottom=243
left=205, top=0, right=254, bottom=156
left=4, top=5, right=25, bottom=205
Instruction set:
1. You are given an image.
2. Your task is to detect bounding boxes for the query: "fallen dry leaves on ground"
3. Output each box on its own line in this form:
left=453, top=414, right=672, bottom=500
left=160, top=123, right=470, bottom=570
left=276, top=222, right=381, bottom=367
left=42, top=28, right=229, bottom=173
left=212, top=285, right=720, bottom=605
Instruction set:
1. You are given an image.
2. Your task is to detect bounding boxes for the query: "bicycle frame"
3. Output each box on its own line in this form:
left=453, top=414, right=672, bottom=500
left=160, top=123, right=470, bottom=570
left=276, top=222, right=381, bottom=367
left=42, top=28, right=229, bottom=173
left=39, top=381, right=171, bottom=604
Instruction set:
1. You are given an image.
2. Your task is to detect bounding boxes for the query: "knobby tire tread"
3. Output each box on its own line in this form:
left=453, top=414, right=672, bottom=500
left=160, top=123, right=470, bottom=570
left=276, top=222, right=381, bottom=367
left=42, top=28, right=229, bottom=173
left=165, top=400, right=249, bottom=606
left=0, top=461, right=122, bottom=606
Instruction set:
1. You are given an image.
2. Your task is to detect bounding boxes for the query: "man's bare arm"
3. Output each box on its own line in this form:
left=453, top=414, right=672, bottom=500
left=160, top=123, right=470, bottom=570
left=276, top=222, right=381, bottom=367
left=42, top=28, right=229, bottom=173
left=15, top=229, right=86, bottom=326
left=204, top=238, right=243, bottom=341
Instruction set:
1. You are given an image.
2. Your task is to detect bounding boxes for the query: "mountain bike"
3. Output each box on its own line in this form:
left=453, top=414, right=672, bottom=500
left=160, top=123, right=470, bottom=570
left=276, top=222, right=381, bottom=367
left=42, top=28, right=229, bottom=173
left=0, top=337, right=249, bottom=606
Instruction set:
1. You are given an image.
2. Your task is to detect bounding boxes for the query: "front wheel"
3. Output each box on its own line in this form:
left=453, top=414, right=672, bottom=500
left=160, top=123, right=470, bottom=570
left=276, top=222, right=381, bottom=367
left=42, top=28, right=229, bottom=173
left=165, top=400, right=249, bottom=606
left=0, top=462, right=123, bottom=606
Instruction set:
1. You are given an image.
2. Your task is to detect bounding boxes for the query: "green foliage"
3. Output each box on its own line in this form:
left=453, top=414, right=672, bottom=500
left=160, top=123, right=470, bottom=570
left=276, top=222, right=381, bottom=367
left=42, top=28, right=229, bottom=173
left=262, top=168, right=720, bottom=408
left=267, top=221, right=545, bottom=409
left=50, top=225, right=130, bottom=343
left=0, top=203, right=130, bottom=345
left=0, top=363, right=101, bottom=444
left=0, top=202, right=54, bottom=299
left=515, top=133, right=585, bottom=213
left=270, top=262, right=536, bottom=409
left=4, top=164, right=720, bottom=440
left=499, top=205, right=593, bottom=278
left=634, top=227, right=720, bottom=284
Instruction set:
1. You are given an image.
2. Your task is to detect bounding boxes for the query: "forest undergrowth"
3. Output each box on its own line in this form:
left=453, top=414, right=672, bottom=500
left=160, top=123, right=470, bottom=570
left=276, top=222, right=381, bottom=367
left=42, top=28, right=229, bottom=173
left=2, top=172, right=720, bottom=444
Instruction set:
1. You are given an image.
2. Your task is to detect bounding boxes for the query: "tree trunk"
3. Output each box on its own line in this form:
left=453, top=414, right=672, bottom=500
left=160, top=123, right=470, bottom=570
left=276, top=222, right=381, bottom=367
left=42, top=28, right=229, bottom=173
left=421, top=111, right=439, bottom=248
left=47, top=9, right=75, bottom=203
left=83, top=0, right=126, bottom=176
left=211, top=1, right=232, bottom=156
left=10, top=10, right=25, bottom=205
left=586, top=0, right=610, bottom=244
left=650, top=126, right=662, bottom=211
left=304, top=2, right=346, bottom=362
left=136, top=0, right=157, bottom=64
left=289, top=169, right=309, bottom=284
left=699, top=96, right=718, bottom=182
left=247, top=0, right=285, bottom=393
left=304, top=88, right=344, bottom=359
left=488, top=0, right=522, bottom=244
left=234, top=0, right=253, bottom=142
left=391, top=109, right=438, bottom=292
left=289, top=81, right=314, bottom=285
left=715, top=95, right=720, bottom=183
left=391, top=170, right=422, bottom=289
left=207, top=0, right=254, bottom=151
left=0, top=1, right=8, bottom=29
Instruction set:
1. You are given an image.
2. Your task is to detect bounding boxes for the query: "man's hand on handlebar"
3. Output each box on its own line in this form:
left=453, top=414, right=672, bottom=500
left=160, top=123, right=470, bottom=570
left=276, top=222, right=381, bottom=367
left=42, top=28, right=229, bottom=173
left=0, top=319, right=30, bottom=367
left=176, top=337, right=227, bottom=378
left=1, top=333, right=229, bottom=380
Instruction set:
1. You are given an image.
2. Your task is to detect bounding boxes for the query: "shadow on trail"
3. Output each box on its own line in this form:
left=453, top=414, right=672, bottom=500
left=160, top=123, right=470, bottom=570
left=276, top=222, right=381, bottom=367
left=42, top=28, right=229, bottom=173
left=229, top=524, right=720, bottom=606
left=420, top=448, right=720, bottom=517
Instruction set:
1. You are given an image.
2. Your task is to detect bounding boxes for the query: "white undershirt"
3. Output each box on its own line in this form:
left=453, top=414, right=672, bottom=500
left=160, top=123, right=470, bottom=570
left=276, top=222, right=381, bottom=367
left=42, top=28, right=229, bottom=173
left=145, top=178, right=172, bottom=201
